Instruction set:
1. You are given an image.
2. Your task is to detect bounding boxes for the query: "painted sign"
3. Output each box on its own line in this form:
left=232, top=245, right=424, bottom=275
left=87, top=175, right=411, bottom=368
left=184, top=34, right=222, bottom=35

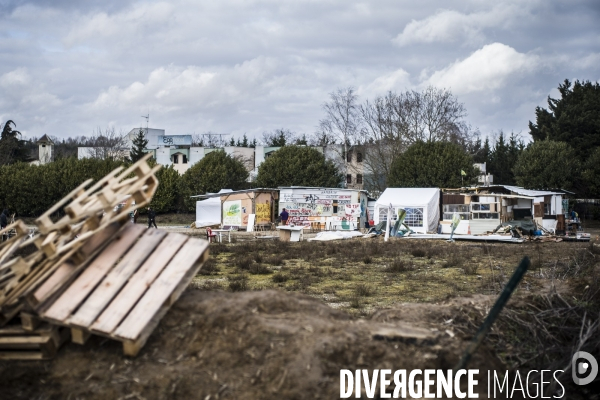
left=223, top=200, right=242, bottom=226
left=345, top=203, right=361, bottom=217
left=256, top=203, right=270, bottom=224
left=158, top=135, right=192, bottom=146
left=279, top=188, right=366, bottom=230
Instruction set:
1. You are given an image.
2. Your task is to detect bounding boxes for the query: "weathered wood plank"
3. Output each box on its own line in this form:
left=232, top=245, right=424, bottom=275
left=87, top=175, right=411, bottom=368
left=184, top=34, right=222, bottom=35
left=42, top=224, right=145, bottom=322
left=114, top=238, right=209, bottom=342
left=121, top=247, right=209, bottom=356
left=68, top=229, right=168, bottom=329
left=90, top=233, right=188, bottom=334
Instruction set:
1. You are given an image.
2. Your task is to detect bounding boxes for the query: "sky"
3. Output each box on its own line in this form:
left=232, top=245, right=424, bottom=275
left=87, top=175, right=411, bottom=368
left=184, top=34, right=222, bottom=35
left=0, top=0, right=599, bottom=142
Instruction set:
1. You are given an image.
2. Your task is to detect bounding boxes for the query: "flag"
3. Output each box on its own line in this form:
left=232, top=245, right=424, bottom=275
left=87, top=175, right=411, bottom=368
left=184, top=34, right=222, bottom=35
left=460, top=170, right=466, bottom=176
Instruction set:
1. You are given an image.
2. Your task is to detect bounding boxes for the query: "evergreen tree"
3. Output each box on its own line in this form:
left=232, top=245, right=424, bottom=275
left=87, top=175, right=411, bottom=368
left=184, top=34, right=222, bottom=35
left=241, top=134, right=249, bottom=147
left=387, top=141, right=477, bottom=188
left=177, top=151, right=248, bottom=211
left=255, top=145, right=342, bottom=188
left=529, top=79, right=600, bottom=160
left=514, top=140, right=579, bottom=190
left=129, top=128, right=149, bottom=163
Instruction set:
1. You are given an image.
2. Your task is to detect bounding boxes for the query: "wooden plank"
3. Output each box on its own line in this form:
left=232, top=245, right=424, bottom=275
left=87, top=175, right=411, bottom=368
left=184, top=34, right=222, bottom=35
left=68, top=229, right=168, bottom=329
left=42, top=224, right=145, bottom=322
left=71, top=328, right=90, bottom=345
left=23, top=223, right=124, bottom=308
left=30, top=261, right=77, bottom=306
left=121, top=247, right=208, bottom=357
left=114, top=238, right=209, bottom=342
left=20, top=312, right=41, bottom=331
left=91, top=233, right=188, bottom=334
left=0, top=351, right=47, bottom=360
left=0, top=335, right=52, bottom=347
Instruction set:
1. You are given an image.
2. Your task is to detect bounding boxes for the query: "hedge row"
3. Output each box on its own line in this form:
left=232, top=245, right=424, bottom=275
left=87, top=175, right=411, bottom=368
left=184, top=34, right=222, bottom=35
left=0, top=158, right=184, bottom=217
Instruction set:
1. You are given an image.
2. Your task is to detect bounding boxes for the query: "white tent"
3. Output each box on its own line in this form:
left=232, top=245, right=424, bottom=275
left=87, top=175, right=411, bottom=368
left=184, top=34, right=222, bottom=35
left=374, top=188, right=440, bottom=234
left=195, top=189, right=232, bottom=227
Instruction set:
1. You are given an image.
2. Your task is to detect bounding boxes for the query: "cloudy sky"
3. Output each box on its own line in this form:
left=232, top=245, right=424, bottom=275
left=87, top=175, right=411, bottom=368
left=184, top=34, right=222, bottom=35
left=1, top=0, right=599, bottom=142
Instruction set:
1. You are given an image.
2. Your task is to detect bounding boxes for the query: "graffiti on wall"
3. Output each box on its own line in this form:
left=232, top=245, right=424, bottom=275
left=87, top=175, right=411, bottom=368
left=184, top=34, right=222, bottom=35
left=223, top=200, right=242, bottom=226
left=280, top=190, right=367, bottom=230
left=256, top=203, right=270, bottom=224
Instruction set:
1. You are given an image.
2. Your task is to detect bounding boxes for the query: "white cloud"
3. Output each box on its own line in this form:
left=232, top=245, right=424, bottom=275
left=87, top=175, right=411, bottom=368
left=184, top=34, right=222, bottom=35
left=359, top=68, right=411, bottom=97
left=91, top=56, right=280, bottom=112
left=393, top=3, right=525, bottom=47
left=425, top=43, right=538, bottom=95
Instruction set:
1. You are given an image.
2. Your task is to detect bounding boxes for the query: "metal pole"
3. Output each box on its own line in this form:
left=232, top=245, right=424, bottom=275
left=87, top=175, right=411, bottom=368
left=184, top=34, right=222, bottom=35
left=454, top=256, right=531, bottom=371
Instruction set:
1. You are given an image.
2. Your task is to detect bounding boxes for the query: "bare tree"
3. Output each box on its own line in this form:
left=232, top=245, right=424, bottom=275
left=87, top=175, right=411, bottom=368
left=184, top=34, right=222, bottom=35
left=81, top=127, right=129, bottom=160
left=318, top=87, right=362, bottom=187
left=359, top=87, right=474, bottom=192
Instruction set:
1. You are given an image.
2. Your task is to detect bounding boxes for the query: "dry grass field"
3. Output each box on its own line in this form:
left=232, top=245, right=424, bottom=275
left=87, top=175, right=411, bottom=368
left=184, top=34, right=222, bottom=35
left=193, top=236, right=597, bottom=315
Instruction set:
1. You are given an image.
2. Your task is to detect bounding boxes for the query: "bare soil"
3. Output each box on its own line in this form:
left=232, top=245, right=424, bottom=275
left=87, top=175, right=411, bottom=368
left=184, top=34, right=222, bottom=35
left=1, top=234, right=599, bottom=399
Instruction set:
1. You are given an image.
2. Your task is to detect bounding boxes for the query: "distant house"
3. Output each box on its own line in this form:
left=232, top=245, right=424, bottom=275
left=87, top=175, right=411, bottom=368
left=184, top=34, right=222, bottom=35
left=34, top=135, right=54, bottom=165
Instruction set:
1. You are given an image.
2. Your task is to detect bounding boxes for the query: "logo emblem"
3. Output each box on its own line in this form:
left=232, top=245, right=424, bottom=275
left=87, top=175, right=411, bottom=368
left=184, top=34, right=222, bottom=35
left=572, top=351, right=598, bottom=385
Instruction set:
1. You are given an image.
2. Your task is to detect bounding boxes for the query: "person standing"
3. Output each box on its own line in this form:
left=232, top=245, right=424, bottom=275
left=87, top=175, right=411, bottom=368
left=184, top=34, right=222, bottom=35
left=280, top=208, right=289, bottom=226
left=147, top=207, right=157, bottom=228
left=0, top=209, right=8, bottom=230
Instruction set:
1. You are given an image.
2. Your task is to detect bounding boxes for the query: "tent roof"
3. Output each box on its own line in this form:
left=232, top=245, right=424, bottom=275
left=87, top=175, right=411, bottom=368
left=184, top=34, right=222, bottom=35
left=191, top=188, right=278, bottom=199
left=375, top=188, right=439, bottom=208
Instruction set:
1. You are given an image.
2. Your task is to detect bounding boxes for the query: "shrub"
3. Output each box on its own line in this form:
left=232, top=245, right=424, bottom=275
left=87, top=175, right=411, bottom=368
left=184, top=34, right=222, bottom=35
left=249, top=263, right=271, bottom=275
left=228, top=275, right=249, bottom=292
left=271, top=273, right=289, bottom=283
left=199, top=259, right=219, bottom=275
left=463, top=264, right=479, bottom=275
left=411, top=248, right=426, bottom=258
left=354, top=283, right=373, bottom=297
left=386, top=259, right=413, bottom=273
left=235, top=256, right=253, bottom=270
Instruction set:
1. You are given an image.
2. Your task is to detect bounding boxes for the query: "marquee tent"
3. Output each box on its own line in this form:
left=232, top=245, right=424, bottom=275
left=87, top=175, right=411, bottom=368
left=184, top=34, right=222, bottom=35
left=374, top=188, right=440, bottom=234
left=195, top=189, right=232, bottom=227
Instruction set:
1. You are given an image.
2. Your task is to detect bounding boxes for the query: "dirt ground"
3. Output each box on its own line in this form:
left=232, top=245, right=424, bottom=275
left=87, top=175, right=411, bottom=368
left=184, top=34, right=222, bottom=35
left=1, top=232, right=599, bottom=399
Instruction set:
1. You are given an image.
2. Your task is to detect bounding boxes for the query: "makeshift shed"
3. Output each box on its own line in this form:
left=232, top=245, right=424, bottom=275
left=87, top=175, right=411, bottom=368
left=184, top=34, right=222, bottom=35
left=195, top=189, right=232, bottom=227
left=278, top=187, right=369, bottom=230
left=193, top=189, right=279, bottom=229
left=374, top=188, right=440, bottom=234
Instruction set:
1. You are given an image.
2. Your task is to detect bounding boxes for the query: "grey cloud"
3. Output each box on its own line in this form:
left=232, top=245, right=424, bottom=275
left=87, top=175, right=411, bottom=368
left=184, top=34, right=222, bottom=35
left=0, top=0, right=598, bottom=141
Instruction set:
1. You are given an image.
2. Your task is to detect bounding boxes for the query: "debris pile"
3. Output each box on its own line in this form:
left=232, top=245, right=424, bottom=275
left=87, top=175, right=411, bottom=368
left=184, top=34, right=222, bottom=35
left=0, top=155, right=209, bottom=359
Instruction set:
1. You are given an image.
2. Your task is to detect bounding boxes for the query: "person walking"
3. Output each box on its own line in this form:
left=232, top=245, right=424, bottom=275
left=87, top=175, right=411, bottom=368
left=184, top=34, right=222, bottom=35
left=279, top=208, right=289, bottom=226
left=0, top=209, right=8, bottom=242
left=0, top=209, right=8, bottom=230
left=147, top=207, right=157, bottom=228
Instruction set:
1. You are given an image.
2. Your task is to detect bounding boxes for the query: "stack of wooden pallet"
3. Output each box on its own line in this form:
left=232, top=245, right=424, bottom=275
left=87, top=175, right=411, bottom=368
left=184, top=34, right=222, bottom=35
left=0, top=154, right=209, bottom=358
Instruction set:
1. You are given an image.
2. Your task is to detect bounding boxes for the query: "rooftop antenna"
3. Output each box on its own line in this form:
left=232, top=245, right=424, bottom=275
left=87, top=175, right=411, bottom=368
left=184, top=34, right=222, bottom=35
left=141, top=113, right=149, bottom=135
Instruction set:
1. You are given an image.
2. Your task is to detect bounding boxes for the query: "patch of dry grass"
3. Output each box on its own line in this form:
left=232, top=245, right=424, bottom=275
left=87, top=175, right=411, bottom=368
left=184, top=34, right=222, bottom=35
left=193, top=237, right=595, bottom=315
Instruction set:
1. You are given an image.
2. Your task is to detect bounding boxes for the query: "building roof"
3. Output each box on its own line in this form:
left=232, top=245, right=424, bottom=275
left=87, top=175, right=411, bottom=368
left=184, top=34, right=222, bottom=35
left=191, top=188, right=277, bottom=198
left=490, top=185, right=563, bottom=197
left=278, top=186, right=367, bottom=193
left=375, top=188, right=439, bottom=207
left=36, top=134, right=54, bottom=145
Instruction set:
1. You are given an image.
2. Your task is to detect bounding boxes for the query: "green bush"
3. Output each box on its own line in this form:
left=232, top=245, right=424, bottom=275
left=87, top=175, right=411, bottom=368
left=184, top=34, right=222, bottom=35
left=0, top=157, right=125, bottom=217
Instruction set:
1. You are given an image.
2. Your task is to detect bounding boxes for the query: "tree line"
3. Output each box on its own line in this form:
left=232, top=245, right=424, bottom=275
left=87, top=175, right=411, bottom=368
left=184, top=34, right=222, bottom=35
left=1, top=78, right=598, bottom=218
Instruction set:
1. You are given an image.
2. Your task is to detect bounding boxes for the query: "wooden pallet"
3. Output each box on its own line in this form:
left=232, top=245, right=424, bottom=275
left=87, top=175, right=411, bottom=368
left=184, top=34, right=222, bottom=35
left=0, top=155, right=160, bottom=326
left=0, top=323, right=70, bottom=360
left=37, top=226, right=209, bottom=356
